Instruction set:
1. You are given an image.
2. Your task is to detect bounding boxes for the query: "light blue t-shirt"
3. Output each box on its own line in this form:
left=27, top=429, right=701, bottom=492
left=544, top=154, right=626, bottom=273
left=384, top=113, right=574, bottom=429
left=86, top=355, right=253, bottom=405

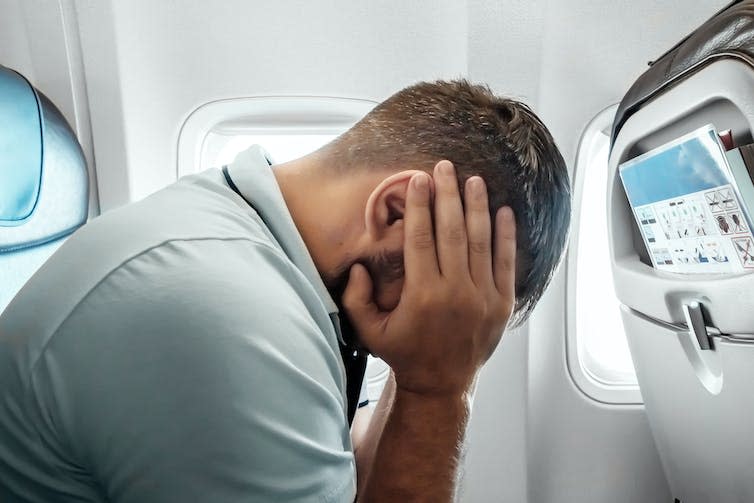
left=0, top=147, right=357, bottom=502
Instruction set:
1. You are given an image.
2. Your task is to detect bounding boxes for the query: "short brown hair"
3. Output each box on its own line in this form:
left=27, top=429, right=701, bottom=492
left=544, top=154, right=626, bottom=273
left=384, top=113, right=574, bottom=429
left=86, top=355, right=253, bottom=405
left=325, top=79, right=571, bottom=326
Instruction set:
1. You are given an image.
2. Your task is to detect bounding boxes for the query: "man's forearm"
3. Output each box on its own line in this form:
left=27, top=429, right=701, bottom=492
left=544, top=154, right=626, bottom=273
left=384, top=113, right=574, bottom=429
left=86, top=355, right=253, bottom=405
left=354, top=373, right=394, bottom=492
left=358, top=387, right=470, bottom=502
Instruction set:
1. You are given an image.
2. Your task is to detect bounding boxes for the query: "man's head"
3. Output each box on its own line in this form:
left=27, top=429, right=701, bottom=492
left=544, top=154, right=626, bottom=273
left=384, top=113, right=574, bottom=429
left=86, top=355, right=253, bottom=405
left=276, top=79, right=571, bottom=328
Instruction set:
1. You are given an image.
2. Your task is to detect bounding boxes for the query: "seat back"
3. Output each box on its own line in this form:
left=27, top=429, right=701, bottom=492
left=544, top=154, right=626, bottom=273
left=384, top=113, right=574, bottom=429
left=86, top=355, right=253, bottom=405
left=608, top=2, right=754, bottom=501
left=0, top=65, right=88, bottom=314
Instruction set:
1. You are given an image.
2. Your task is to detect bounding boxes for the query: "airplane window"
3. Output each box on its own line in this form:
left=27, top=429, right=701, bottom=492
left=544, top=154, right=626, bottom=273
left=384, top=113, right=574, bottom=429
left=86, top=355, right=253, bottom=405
left=202, top=133, right=338, bottom=168
left=178, top=96, right=377, bottom=178
left=568, top=104, right=641, bottom=404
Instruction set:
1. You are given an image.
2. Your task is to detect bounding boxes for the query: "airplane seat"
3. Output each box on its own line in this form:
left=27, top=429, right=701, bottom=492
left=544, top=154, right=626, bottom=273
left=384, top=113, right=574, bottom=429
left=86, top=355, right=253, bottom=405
left=608, top=1, right=754, bottom=502
left=0, top=65, right=88, bottom=315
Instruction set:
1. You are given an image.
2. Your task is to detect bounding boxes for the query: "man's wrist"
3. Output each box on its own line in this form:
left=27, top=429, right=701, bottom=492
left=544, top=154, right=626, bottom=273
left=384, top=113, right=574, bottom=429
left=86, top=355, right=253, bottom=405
left=393, top=384, right=472, bottom=418
left=393, top=367, right=479, bottom=405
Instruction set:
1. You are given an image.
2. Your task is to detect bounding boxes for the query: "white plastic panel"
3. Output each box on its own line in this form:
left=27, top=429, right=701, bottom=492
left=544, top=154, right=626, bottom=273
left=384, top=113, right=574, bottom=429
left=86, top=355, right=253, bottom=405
left=609, top=59, right=754, bottom=335
left=567, top=104, right=641, bottom=404
left=177, top=96, right=376, bottom=177
left=622, top=307, right=754, bottom=502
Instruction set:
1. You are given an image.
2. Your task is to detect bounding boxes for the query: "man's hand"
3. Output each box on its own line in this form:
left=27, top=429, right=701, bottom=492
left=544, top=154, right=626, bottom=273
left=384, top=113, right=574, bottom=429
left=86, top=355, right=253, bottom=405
left=343, top=159, right=517, bottom=501
left=343, top=159, right=516, bottom=398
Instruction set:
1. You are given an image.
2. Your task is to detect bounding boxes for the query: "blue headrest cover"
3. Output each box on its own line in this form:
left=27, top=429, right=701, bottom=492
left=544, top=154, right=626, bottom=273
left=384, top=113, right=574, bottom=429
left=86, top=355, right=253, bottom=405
left=0, top=67, right=41, bottom=223
left=0, top=66, right=88, bottom=252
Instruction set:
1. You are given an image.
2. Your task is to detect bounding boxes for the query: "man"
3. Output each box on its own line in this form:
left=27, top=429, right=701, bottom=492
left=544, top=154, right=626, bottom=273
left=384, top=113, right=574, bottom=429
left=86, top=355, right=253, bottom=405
left=0, top=80, right=570, bottom=502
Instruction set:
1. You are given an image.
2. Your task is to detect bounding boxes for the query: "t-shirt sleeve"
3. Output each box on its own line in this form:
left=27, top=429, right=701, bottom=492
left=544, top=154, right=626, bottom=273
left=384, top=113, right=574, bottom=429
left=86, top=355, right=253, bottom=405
left=30, top=239, right=356, bottom=503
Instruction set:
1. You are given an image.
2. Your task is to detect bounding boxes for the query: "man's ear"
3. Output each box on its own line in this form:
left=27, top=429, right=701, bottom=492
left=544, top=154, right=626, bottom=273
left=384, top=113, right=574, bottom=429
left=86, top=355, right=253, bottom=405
left=364, top=170, right=426, bottom=240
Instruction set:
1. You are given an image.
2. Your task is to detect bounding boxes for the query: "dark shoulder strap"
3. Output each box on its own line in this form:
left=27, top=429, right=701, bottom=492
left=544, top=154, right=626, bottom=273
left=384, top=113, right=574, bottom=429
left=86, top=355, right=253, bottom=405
left=339, top=342, right=368, bottom=424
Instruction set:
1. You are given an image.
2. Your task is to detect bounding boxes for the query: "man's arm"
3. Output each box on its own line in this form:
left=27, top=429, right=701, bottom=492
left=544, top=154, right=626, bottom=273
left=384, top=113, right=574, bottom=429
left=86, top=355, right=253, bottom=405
left=344, top=161, right=516, bottom=501
left=352, top=372, right=395, bottom=492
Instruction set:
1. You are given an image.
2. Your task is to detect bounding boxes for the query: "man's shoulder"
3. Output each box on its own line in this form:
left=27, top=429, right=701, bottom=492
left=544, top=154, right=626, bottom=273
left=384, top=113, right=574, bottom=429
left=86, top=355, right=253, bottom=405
left=82, top=168, right=271, bottom=260
left=92, top=235, right=310, bottom=327
left=0, top=171, right=285, bottom=359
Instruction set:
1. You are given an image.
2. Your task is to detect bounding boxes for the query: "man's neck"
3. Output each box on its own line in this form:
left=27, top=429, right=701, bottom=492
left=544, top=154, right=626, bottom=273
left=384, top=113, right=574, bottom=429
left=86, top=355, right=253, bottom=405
left=273, top=155, right=359, bottom=282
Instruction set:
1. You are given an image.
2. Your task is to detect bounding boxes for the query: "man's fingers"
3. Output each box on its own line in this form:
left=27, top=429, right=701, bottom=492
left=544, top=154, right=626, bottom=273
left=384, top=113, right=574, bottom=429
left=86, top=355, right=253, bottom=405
left=342, top=263, right=379, bottom=330
left=464, top=176, right=494, bottom=289
left=433, top=161, right=468, bottom=278
left=493, top=207, right=517, bottom=303
left=404, top=172, right=439, bottom=283
left=341, top=264, right=387, bottom=352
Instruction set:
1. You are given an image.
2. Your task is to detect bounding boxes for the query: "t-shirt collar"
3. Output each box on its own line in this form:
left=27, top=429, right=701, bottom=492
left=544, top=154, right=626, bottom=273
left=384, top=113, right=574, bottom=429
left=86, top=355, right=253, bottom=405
left=223, top=146, right=344, bottom=343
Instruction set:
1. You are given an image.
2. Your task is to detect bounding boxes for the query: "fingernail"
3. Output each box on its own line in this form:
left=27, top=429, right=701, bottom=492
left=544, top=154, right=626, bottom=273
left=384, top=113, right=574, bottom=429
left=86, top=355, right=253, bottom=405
left=413, top=173, right=428, bottom=192
left=500, top=206, right=513, bottom=221
left=439, top=161, right=454, bottom=175
left=468, top=177, right=484, bottom=196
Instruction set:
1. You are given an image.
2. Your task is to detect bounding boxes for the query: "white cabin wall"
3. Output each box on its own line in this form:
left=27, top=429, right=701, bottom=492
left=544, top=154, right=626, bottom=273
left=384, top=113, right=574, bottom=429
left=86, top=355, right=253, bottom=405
left=462, top=1, right=548, bottom=501
left=73, top=0, right=469, bottom=210
left=468, top=0, right=547, bottom=105
left=0, top=0, right=35, bottom=82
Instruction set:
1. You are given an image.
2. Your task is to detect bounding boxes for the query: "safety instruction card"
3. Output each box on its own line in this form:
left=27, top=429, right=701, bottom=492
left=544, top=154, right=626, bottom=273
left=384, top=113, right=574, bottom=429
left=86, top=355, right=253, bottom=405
left=619, top=125, right=754, bottom=273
